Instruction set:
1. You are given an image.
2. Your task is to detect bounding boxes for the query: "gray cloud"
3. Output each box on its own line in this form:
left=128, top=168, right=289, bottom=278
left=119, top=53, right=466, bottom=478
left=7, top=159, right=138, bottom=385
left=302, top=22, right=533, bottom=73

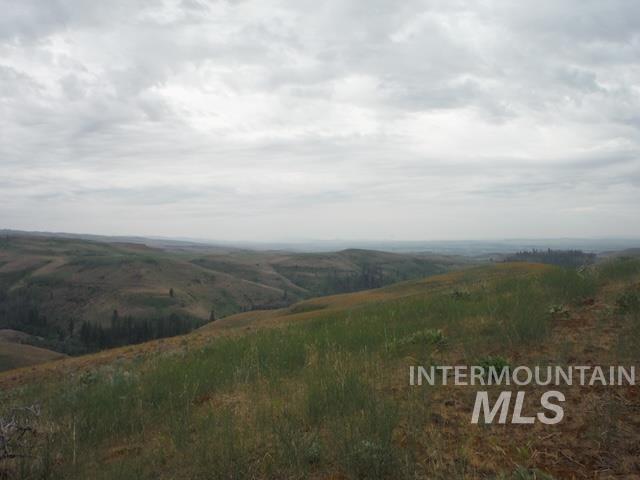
left=1, top=0, right=639, bottom=240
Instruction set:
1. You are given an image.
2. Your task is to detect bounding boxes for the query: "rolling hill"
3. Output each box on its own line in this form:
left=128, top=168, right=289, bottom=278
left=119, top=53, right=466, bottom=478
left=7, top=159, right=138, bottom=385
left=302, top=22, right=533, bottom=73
left=0, top=329, right=66, bottom=371
left=0, top=256, right=638, bottom=478
left=0, top=234, right=469, bottom=359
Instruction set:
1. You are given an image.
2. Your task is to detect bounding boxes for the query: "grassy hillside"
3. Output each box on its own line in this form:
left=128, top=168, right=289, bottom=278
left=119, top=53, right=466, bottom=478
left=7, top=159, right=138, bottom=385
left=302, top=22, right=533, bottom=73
left=0, top=341, right=65, bottom=372
left=0, top=329, right=66, bottom=371
left=1, top=257, right=638, bottom=478
left=0, top=235, right=466, bottom=358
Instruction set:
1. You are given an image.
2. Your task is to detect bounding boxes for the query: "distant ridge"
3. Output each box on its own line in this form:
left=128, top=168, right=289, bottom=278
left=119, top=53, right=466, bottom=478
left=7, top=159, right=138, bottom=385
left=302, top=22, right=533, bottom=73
left=2, top=229, right=639, bottom=255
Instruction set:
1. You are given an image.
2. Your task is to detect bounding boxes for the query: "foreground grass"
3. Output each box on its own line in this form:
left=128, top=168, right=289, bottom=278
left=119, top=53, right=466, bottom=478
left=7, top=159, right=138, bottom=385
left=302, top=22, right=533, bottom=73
left=3, top=261, right=632, bottom=479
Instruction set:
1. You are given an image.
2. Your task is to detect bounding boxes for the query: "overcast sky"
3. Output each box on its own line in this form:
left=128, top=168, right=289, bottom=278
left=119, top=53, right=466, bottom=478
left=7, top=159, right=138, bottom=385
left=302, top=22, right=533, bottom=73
left=1, top=0, right=639, bottom=241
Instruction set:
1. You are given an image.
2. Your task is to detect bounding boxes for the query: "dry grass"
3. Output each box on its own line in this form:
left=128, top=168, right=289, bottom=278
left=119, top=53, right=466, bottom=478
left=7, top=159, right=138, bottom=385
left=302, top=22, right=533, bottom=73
left=1, top=259, right=638, bottom=479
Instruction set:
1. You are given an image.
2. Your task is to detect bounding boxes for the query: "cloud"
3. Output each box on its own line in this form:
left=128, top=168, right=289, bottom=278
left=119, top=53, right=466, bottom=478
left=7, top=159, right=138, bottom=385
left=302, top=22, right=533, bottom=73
left=1, top=0, right=639, bottom=240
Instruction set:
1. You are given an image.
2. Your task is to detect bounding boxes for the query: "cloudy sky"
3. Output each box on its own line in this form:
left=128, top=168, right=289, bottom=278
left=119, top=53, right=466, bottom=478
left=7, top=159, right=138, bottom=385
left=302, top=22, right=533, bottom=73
left=1, top=0, right=639, bottom=241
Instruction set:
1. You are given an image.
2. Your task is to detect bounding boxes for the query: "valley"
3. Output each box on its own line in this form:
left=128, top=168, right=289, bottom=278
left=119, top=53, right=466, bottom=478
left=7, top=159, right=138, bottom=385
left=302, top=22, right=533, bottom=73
left=0, top=253, right=638, bottom=478
left=0, top=233, right=467, bottom=364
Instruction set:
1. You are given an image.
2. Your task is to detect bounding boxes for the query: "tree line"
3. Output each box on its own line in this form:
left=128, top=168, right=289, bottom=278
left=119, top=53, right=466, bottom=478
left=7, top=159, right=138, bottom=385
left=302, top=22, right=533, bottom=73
left=504, top=249, right=596, bottom=268
left=78, top=310, right=205, bottom=350
left=0, top=278, right=205, bottom=354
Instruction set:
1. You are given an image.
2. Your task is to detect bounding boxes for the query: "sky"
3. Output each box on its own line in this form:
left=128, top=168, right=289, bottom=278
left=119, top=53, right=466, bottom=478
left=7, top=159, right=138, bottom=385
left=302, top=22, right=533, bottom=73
left=1, top=0, right=639, bottom=242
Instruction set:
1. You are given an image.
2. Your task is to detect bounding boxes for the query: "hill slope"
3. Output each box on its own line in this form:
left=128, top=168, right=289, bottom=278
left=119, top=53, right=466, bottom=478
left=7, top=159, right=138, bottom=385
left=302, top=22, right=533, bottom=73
left=0, top=329, right=66, bottom=371
left=2, top=258, right=639, bottom=478
left=0, top=341, right=66, bottom=371
left=0, top=235, right=468, bottom=359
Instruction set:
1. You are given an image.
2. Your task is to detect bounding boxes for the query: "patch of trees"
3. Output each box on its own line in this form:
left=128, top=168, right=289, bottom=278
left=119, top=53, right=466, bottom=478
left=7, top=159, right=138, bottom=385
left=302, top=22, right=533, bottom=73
left=0, top=271, right=83, bottom=353
left=0, top=274, right=60, bottom=338
left=0, top=273, right=205, bottom=354
left=271, top=260, right=445, bottom=297
left=0, top=298, right=86, bottom=355
left=320, top=262, right=442, bottom=295
left=504, top=249, right=596, bottom=268
left=235, top=262, right=412, bottom=310
left=321, top=264, right=386, bottom=294
left=78, top=311, right=205, bottom=351
left=0, top=303, right=61, bottom=338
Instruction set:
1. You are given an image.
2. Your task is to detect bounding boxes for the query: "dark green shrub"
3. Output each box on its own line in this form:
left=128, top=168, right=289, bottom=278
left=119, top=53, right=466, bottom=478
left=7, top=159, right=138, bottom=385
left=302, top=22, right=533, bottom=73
left=478, top=356, right=510, bottom=378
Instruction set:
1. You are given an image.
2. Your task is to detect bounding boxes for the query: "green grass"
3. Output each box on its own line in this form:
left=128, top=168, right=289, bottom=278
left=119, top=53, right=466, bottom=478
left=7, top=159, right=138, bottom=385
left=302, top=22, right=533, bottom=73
left=615, top=285, right=640, bottom=361
left=598, top=256, right=640, bottom=282
left=0, top=264, right=605, bottom=479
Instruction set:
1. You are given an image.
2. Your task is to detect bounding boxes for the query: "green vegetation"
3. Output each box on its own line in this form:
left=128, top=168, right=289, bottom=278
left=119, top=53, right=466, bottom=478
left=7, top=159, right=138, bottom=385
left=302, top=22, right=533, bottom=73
left=615, top=285, right=640, bottom=361
left=0, top=236, right=467, bottom=360
left=388, top=328, right=445, bottom=353
left=0, top=262, right=606, bottom=479
left=477, top=355, right=510, bottom=375
left=78, top=313, right=206, bottom=350
left=597, top=256, right=640, bottom=281
left=126, top=293, right=179, bottom=310
left=68, top=254, right=159, bottom=269
left=504, top=249, right=595, bottom=267
left=615, top=288, right=640, bottom=316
